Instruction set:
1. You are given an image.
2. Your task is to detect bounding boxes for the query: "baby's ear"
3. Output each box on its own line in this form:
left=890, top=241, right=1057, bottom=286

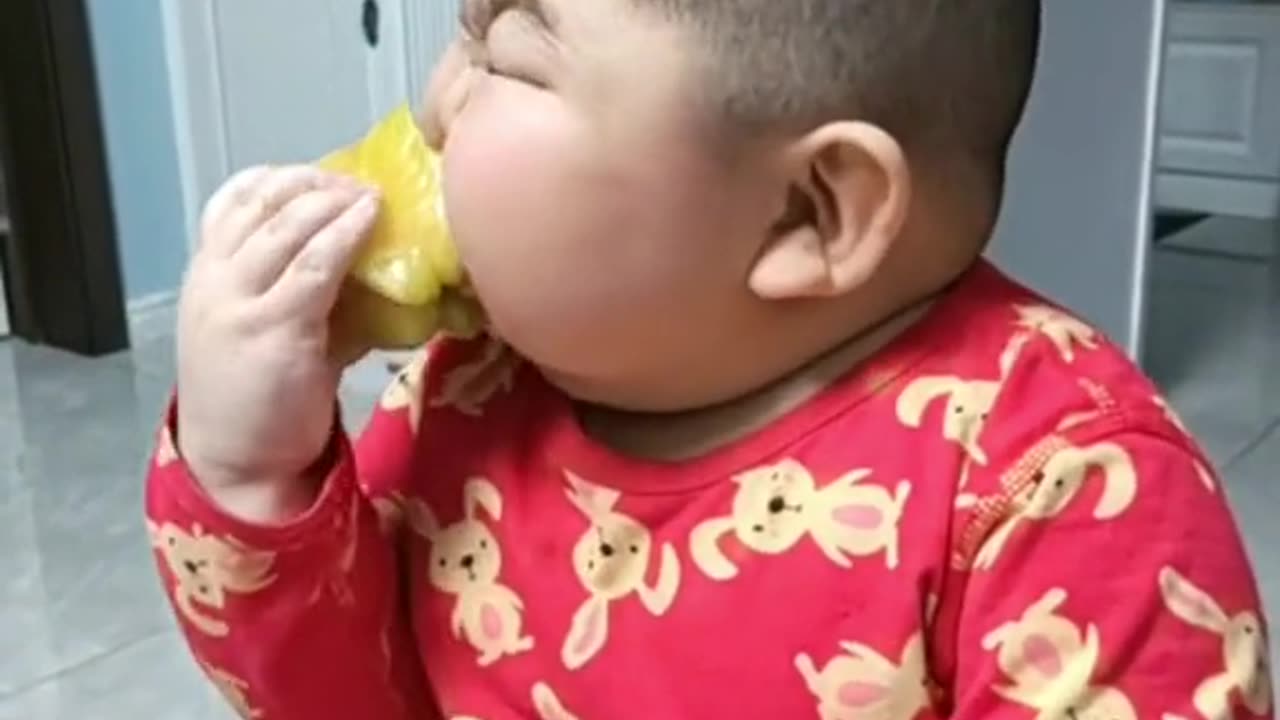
left=749, top=122, right=910, bottom=301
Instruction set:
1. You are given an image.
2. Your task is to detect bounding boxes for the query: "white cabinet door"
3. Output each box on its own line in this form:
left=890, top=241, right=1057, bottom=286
left=164, top=0, right=415, bottom=246
left=1155, top=3, right=1280, bottom=218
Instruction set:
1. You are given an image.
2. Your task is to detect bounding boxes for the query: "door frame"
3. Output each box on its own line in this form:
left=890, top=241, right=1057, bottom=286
left=0, top=0, right=129, bottom=355
left=161, top=0, right=427, bottom=248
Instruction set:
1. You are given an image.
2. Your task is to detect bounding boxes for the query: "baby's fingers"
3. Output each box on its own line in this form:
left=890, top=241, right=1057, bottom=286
left=202, top=166, right=355, bottom=258
left=264, top=193, right=381, bottom=320
left=200, top=165, right=273, bottom=256
left=234, top=187, right=369, bottom=291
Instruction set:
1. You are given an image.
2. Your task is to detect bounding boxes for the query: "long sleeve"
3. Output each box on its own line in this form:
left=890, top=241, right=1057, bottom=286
left=939, top=426, right=1272, bottom=719
left=143, top=353, right=437, bottom=720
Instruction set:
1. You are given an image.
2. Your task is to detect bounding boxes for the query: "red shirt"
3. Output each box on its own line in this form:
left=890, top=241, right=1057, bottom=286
left=145, top=261, right=1272, bottom=720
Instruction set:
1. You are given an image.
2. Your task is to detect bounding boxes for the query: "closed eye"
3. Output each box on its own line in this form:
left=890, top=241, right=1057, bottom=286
left=480, top=61, right=546, bottom=89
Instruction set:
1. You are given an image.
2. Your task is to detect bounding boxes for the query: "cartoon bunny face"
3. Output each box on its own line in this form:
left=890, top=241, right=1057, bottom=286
left=1022, top=462, right=1087, bottom=519
left=1024, top=444, right=1136, bottom=521
left=940, top=383, right=998, bottom=451
left=155, top=525, right=231, bottom=606
left=428, top=522, right=502, bottom=593
left=896, top=376, right=1000, bottom=465
left=147, top=521, right=276, bottom=637
left=1225, top=611, right=1272, bottom=713
left=572, top=516, right=651, bottom=601
left=731, top=461, right=816, bottom=554
left=1160, top=566, right=1273, bottom=716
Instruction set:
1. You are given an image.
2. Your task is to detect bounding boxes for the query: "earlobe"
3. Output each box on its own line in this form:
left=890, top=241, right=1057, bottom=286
left=748, top=122, right=910, bottom=301
left=748, top=223, right=831, bottom=300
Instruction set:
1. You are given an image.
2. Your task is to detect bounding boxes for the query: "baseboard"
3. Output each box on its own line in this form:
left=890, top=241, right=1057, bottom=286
left=1156, top=172, right=1280, bottom=220
left=127, top=290, right=179, bottom=346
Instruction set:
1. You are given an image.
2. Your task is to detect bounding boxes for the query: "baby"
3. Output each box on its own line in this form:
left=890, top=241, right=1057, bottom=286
left=146, top=0, right=1274, bottom=718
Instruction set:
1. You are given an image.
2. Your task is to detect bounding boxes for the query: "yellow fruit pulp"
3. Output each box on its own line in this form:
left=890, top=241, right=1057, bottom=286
left=318, top=104, right=483, bottom=354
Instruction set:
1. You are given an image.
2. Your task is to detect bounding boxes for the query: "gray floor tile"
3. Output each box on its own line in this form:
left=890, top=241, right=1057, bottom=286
left=0, top=631, right=233, bottom=720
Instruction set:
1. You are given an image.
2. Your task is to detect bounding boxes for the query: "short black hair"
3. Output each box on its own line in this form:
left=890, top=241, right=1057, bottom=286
left=642, top=1, right=1042, bottom=174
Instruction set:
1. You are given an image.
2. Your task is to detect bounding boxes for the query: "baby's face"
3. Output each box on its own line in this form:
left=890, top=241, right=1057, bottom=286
left=439, top=0, right=782, bottom=409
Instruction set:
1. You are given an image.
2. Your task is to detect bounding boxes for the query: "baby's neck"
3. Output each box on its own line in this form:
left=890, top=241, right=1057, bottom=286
left=576, top=297, right=935, bottom=462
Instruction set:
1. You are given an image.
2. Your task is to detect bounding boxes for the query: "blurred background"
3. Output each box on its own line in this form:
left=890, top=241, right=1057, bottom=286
left=0, top=0, right=1276, bottom=717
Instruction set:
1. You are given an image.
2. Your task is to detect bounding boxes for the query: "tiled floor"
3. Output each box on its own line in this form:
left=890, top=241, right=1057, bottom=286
left=0, top=217, right=1276, bottom=718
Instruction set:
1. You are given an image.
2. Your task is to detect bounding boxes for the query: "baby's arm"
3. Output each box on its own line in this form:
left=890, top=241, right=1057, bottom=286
left=145, top=372, right=437, bottom=720
left=941, top=429, right=1272, bottom=719
left=142, top=159, right=441, bottom=718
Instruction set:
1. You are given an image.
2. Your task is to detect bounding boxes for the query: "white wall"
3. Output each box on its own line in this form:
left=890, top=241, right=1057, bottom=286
left=86, top=0, right=189, bottom=303
left=990, top=0, right=1166, bottom=355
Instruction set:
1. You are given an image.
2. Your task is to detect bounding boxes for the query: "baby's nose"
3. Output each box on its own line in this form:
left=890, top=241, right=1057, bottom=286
left=421, top=42, right=474, bottom=148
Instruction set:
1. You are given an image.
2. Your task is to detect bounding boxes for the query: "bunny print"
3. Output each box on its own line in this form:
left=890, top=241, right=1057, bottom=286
left=532, top=682, right=582, bottom=720
left=560, top=471, right=681, bottom=670
left=795, top=632, right=930, bottom=720
left=897, top=327, right=1030, bottom=473
left=973, top=439, right=1136, bottom=570
left=983, top=588, right=1137, bottom=720
left=983, top=589, right=1098, bottom=697
left=381, top=349, right=431, bottom=433
left=1013, top=305, right=1099, bottom=363
left=405, top=478, right=534, bottom=666
left=896, top=375, right=1000, bottom=467
left=1159, top=567, right=1272, bottom=719
left=898, top=307, right=1096, bottom=474
left=146, top=520, right=276, bottom=637
left=202, top=662, right=263, bottom=719
left=690, top=459, right=911, bottom=581
left=430, top=338, right=519, bottom=417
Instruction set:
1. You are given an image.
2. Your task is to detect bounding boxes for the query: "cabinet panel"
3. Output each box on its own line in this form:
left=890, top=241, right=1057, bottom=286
left=1160, top=7, right=1280, bottom=181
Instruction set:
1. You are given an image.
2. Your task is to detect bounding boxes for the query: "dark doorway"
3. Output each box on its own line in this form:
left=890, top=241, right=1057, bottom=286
left=0, top=0, right=129, bottom=356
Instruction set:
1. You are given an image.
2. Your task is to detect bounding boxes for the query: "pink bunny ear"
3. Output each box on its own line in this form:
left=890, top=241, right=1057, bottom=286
left=838, top=680, right=890, bottom=708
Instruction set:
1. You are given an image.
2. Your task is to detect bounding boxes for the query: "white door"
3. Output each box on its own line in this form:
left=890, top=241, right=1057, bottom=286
left=163, top=0, right=428, bottom=247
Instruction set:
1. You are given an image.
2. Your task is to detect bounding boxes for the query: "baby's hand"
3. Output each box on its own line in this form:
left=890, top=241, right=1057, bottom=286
left=176, top=165, right=379, bottom=522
